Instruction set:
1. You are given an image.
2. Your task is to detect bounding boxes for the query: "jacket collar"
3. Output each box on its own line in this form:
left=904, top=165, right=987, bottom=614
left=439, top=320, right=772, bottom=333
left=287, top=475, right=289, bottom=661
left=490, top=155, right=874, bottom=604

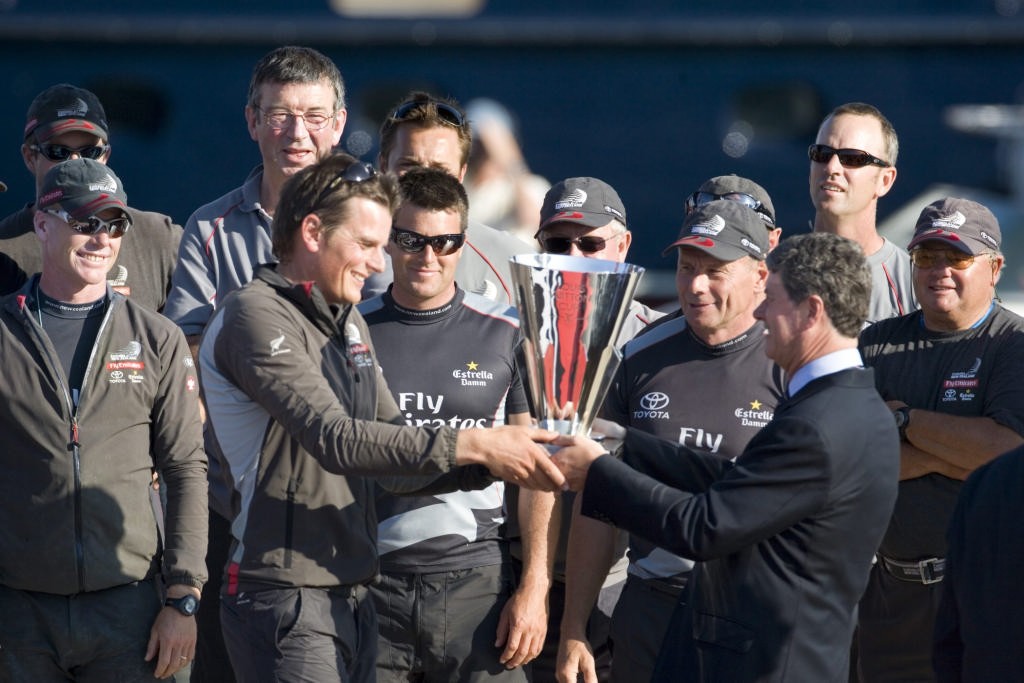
left=253, top=264, right=348, bottom=338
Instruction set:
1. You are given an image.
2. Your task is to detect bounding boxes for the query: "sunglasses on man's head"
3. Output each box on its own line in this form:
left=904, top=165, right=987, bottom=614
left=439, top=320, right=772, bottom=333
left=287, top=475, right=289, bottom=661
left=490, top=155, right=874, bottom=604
left=306, top=161, right=379, bottom=219
left=390, top=226, right=465, bottom=256
left=390, top=99, right=466, bottom=129
left=46, top=208, right=132, bottom=238
left=31, top=143, right=110, bottom=162
left=537, top=232, right=621, bottom=255
left=808, top=144, right=890, bottom=169
left=684, top=191, right=775, bottom=226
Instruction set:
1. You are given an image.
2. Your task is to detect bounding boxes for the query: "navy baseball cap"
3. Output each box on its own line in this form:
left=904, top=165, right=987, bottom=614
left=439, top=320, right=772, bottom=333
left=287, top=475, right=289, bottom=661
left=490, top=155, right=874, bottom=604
left=24, top=84, right=109, bottom=142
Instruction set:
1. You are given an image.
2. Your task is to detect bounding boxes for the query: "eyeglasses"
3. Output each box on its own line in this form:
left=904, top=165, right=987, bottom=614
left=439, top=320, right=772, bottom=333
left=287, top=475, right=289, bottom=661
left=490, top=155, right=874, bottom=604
left=31, top=143, right=110, bottom=162
left=46, top=208, right=132, bottom=238
left=390, top=226, right=465, bottom=256
left=684, top=190, right=775, bottom=226
left=808, top=144, right=891, bottom=168
left=909, top=247, right=990, bottom=271
left=307, top=161, right=378, bottom=215
left=257, top=107, right=336, bottom=131
left=537, top=232, right=623, bottom=255
left=390, top=99, right=467, bottom=129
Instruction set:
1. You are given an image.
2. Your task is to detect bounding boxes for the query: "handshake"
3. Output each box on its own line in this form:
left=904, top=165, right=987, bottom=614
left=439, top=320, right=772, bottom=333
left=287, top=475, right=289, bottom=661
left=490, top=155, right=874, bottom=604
left=456, top=418, right=624, bottom=492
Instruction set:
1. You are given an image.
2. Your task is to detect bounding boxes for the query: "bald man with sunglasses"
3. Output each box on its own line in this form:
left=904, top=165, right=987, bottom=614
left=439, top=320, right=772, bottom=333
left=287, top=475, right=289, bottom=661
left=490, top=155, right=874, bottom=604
left=856, top=197, right=1024, bottom=681
left=0, top=84, right=182, bottom=312
left=810, top=102, right=916, bottom=325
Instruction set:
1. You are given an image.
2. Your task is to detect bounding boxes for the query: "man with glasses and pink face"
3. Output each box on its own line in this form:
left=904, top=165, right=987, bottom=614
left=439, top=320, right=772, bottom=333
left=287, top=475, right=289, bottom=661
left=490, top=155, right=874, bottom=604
left=856, top=197, right=1024, bottom=681
left=0, top=84, right=182, bottom=311
left=199, top=154, right=564, bottom=683
left=359, top=167, right=541, bottom=682
left=810, top=102, right=916, bottom=324
left=162, top=45, right=347, bottom=683
left=0, top=158, right=208, bottom=682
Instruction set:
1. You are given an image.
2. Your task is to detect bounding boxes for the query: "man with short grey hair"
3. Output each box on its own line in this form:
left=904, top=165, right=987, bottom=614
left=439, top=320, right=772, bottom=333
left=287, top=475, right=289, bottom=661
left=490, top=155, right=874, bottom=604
left=550, top=231, right=900, bottom=682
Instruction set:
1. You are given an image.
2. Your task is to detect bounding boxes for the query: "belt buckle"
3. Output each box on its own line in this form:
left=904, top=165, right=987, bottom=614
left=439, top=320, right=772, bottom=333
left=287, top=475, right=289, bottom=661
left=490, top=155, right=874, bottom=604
left=918, top=557, right=944, bottom=585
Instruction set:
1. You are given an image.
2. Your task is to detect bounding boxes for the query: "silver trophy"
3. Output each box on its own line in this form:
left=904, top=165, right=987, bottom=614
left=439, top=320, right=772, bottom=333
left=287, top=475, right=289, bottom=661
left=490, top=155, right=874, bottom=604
left=510, top=253, right=645, bottom=436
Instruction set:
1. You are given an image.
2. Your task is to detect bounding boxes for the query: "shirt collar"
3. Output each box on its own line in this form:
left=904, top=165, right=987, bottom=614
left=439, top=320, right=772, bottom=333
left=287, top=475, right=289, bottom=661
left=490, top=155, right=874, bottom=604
left=787, top=347, right=863, bottom=397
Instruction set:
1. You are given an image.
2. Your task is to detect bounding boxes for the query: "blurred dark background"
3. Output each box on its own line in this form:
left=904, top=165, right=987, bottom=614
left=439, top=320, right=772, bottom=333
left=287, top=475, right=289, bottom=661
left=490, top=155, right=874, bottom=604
left=3, top=0, right=1023, bottom=298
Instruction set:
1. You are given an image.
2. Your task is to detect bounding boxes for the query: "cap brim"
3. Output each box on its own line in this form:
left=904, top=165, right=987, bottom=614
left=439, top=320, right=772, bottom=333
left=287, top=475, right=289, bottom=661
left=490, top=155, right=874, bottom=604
left=31, top=119, right=108, bottom=142
left=661, top=235, right=752, bottom=261
left=539, top=210, right=616, bottom=231
left=63, top=195, right=127, bottom=220
left=907, top=229, right=983, bottom=255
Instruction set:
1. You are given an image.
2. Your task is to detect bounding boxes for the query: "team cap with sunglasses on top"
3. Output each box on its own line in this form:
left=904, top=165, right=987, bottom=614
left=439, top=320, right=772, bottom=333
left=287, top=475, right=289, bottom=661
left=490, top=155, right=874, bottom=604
left=908, top=197, right=1001, bottom=256
left=686, top=174, right=776, bottom=226
left=663, top=200, right=769, bottom=262
left=37, top=158, right=132, bottom=237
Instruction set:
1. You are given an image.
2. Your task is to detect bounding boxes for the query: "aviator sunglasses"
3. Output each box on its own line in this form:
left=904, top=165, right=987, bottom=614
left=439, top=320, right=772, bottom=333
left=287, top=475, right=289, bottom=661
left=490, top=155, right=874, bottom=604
left=31, top=142, right=110, bottom=162
left=46, top=208, right=132, bottom=238
left=684, top=190, right=775, bottom=225
left=390, top=99, right=466, bottom=128
left=390, top=226, right=465, bottom=256
left=808, top=144, right=891, bottom=169
left=537, top=232, right=623, bottom=255
left=909, top=247, right=991, bottom=271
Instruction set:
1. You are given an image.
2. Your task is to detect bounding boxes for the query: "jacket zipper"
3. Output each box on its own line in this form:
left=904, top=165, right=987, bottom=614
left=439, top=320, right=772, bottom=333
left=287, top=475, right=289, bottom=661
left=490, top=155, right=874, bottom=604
left=28, top=297, right=116, bottom=592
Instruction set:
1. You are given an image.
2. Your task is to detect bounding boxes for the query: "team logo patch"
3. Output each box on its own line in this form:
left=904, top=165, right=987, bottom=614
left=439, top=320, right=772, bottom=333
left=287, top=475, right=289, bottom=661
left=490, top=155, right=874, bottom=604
left=930, top=210, right=966, bottom=231
left=110, top=340, right=142, bottom=361
left=941, top=357, right=981, bottom=402
left=346, top=323, right=374, bottom=368
left=633, top=391, right=670, bottom=419
left=554, top=189, right=587, bottom=210
left=57, top=98, right=90, bottom=119
left=452, top=361, right=494, bottom=387
left=688, top=214, right=726, bottom=237
left=734, top=398, right=773, bottom=428
left=186, top=376, right=197, bottom=392
left=269, top=329, right=291, bottom=357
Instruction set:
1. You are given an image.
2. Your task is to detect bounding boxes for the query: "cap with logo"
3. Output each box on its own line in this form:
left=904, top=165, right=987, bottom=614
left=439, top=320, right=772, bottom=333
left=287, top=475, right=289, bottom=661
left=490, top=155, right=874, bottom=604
left=663, top=199, right=769, bottom=261
left=24, top=83, right=109, bottom=143
left=907, top=197, right=1001, bottom=255
left=697, top=174, right=775, bottom=225
left=537, top=177, right=627, bottom=233
left=37, top=158, right=127, bottom=221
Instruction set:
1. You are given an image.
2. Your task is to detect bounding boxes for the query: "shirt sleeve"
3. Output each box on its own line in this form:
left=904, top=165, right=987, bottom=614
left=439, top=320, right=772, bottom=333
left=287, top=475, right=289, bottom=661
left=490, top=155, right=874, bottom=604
left=163, top=213, right=217, bottom=336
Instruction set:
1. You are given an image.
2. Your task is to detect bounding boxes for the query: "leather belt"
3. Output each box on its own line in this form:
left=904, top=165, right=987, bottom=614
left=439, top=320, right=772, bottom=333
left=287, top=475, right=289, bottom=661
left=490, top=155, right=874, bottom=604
left=878, top=555, right=945, bottom=585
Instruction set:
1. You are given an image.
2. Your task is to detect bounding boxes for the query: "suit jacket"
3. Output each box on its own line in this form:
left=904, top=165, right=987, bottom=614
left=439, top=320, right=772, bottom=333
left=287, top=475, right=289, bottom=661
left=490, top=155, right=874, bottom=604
left=933, top=445, right=1024, bottom=682
left=581, top=367, right=899, bottom=682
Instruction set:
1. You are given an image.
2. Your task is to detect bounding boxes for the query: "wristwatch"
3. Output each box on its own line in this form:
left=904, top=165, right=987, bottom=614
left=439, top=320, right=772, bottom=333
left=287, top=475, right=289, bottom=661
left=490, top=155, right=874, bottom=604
left=893, top=406, right=912, bottom=442
left=164, top=594, right=200, bottom=617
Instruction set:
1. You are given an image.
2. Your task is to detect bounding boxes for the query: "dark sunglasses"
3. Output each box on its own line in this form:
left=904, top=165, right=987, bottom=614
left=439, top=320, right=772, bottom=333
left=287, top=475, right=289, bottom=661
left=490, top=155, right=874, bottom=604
left=391, top=99, right=466, bottom=129
left=537, top=232, right=622, bottom=255
left=909, top=247, right=988, bottom=271
left=808, top=144, right=890, bottom=169
left=684, top=190, right=775, bottom=226
left=390, top=226, right=465, bottom=255
left=31, top=142, right=110, bottom=162
left=46, top=208, right=132, bottom=238
left=307, top=161, right=378, bottom=216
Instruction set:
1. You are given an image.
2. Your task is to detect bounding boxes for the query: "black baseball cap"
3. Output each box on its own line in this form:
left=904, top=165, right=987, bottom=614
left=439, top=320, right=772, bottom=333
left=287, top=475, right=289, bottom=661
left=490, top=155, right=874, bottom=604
left=24, top=84, right=109, bottom=143
left=664, top=200, right=769, bottom=261
left=37, top=158, right=127, bottom=220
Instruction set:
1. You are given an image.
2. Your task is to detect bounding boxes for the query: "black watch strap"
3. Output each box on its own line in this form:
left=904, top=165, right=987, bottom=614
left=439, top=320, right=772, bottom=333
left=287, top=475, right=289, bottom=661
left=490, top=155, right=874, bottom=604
left=164, top=594, right=200, bottom=616
left=893, top=406, right=911, bottom=441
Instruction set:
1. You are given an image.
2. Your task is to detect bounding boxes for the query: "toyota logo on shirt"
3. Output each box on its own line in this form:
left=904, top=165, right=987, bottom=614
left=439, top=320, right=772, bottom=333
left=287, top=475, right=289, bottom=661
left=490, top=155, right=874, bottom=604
left=640, top=392, right=670, bottom=411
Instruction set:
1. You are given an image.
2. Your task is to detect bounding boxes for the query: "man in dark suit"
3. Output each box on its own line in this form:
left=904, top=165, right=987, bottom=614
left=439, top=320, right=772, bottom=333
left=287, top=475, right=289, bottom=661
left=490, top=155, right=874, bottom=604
left=550, top=232, right=900, bottom=682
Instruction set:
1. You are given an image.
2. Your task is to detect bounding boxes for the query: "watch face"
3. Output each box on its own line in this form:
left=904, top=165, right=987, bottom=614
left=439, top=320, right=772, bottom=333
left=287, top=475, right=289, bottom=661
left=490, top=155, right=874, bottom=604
left=168, top=594, right=199, bottom=616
